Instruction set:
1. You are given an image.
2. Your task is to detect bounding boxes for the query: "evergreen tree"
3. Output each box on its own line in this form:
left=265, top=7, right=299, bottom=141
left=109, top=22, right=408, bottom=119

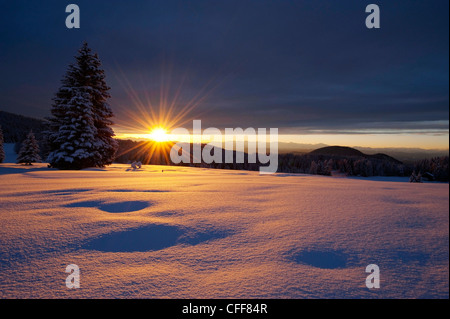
left=17, top=131, right=41, bottom=165
left=309, top=161, right=318, bottom=174
left=0, top=125, right=5, bottom=163
left=46, top=88, right=100, bottom=169
left=47, top=42, right=118, bottom=169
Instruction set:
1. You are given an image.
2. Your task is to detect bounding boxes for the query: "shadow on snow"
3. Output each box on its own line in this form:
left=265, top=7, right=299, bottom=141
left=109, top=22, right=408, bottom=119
left=82, top=224, right=232, bottom=252
left=64, top=200, right=151, bottom=213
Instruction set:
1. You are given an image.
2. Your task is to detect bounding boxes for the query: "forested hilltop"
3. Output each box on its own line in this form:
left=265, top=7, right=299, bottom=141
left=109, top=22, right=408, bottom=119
left=0, top=111, right=46, bottom=143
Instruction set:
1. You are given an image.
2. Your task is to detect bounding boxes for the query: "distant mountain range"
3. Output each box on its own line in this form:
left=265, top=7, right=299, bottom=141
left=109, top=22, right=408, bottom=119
left=276, top=142, right=448, bottom=163
left=309, top=146, right=403, bottom=164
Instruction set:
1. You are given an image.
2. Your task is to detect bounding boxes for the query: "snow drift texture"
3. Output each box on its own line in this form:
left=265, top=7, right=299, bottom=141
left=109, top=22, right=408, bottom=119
left=0, top=163, right=448, bottom=298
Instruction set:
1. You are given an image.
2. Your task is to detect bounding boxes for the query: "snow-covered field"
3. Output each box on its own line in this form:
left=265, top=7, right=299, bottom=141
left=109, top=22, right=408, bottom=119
left=0, top=163, right=448, bottom=298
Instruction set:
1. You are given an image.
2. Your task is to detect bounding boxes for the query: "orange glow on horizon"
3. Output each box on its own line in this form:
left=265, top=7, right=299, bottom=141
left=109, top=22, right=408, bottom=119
left=114, top=131, right=449, bottom=151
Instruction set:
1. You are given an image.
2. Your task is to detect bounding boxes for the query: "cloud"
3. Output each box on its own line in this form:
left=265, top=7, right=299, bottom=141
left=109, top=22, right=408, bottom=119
left=0, top=0, right=448, bottom=135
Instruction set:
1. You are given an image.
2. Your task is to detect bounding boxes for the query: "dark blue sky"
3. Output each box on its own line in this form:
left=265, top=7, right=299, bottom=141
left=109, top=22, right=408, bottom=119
left=0, top=0, right=448, bottom=138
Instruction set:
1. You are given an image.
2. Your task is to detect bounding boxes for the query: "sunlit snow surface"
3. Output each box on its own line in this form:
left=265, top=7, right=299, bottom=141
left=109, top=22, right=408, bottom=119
left=0, top=163, right=448, bottom=298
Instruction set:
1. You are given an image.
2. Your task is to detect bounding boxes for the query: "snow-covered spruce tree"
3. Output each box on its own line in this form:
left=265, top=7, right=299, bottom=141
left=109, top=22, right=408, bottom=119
left=47, top=88, right=100, bottom=169
left=47, top=42, right=118, bottom=169
left=17, top=131, right=41, bottom=165
left=0, top=125, right=5, bottom=163
left=86, top=47, right=118, bottom=166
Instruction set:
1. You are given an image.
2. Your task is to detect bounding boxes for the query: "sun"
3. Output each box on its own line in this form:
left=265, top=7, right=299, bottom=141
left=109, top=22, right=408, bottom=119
left=149, top=127, right=169, bottom=142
